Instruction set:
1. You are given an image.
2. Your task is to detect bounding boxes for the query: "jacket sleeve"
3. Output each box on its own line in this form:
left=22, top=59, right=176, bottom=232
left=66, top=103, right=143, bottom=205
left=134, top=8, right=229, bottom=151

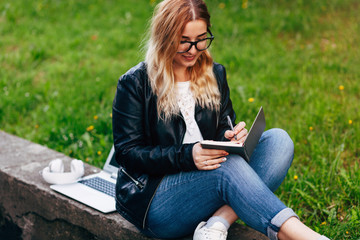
left=112, top=71, right=197, bottom=176
left=213, top=64, right=237, bottom=141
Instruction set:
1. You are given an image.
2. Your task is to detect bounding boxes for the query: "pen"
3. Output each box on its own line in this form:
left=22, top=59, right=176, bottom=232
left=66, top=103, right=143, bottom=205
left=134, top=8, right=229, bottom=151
left=226, top=115, right=237, bottom=140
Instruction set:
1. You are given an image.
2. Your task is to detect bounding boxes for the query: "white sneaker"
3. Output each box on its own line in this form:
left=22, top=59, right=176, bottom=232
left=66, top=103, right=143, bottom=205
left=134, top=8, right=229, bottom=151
left=193, top=221, right=228, bottom=240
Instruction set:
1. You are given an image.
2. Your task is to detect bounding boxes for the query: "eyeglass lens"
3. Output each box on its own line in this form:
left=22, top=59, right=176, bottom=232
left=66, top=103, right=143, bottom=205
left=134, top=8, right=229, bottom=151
left=178, top=35, right=213, bottom=53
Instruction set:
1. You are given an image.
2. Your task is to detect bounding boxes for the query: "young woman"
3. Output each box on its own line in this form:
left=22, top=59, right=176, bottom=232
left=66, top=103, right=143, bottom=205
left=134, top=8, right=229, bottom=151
left=112, top=0, right=330, bottom=239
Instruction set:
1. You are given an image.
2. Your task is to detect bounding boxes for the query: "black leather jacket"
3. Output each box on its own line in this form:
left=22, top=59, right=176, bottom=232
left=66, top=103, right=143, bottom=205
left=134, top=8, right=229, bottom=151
left=112, top=61, right=236, bottom=229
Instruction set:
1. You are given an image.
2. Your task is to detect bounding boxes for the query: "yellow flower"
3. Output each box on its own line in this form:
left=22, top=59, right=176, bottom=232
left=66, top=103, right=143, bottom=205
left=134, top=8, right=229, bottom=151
left=242, top=0, right=248, bottom=9
left=294, top=175, right=298, bottom=180
left=346, top=231, right=349, bottom=234
left=218, top=3, right=225, bottom=9
left=338, top=85, right=344, bottom=90
left=93, top=115, right=98, bottom=120
left=85, top=157, right=89, bottom=162
left=248, top=98, right=255, bottom=103
left=97, top=151, right=102, bottom=155
left=320, top=221, right=326, bottom=225
left=110, top=113, right=113, bottom=118
left=86, top=125, right=94, bottom=131
left=35, top=124, right=39, bottom=129
left=309, top=126, right=314, bottom=131
left=348, top=120, right=353, bottom=125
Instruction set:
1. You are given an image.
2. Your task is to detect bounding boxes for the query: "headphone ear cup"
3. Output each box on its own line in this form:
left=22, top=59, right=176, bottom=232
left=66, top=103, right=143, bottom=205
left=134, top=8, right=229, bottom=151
left=49, top=159, right=64, bottom=173
left=71, top=160, right=84, bottom=177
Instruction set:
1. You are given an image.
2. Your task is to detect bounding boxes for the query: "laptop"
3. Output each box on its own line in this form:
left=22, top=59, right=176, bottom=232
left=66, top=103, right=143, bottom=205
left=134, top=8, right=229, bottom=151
left=201, top=106, right=266, bottom=162
left=50, top=146, right=119, bottom=213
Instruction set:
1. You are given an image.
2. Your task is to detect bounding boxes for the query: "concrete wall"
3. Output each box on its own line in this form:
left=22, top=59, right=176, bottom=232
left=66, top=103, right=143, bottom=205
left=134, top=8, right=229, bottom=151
left=0, top=131, right=268, bottom=240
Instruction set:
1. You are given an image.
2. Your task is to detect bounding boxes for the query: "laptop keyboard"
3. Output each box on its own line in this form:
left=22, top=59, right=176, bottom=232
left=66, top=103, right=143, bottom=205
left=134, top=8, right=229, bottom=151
left=79, top=177, right=116, bottom=198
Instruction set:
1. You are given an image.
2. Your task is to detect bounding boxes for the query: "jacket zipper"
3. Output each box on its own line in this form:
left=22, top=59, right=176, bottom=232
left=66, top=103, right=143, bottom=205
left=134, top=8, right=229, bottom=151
left=142, top=114, right=186, bottom=228
left=120, top=168, right=144, bottom=189
left=142, top=176, right=164, bottom=229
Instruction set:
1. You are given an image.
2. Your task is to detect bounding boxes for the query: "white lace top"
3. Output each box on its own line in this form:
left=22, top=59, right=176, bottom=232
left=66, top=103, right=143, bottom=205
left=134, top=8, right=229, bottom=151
left=176, top=81, right=204, bottom=144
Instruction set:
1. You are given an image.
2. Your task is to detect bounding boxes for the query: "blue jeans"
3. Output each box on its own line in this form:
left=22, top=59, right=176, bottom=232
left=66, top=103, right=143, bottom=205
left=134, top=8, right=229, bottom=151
left=143, top=128, right=298, bottom=240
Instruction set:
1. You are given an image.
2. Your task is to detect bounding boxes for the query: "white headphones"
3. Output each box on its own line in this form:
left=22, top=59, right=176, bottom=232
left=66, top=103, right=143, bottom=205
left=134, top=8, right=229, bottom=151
left=40, top=158, right=84, bottom=184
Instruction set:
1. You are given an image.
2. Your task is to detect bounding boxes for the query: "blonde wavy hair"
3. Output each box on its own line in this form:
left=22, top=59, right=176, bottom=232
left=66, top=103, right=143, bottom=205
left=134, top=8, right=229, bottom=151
left=145, top=0, right=220, bottom=121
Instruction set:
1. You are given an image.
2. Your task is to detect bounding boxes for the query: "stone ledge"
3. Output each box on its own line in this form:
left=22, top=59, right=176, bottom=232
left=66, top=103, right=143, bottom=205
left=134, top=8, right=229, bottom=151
left=0, top=131, right=268, bottom=240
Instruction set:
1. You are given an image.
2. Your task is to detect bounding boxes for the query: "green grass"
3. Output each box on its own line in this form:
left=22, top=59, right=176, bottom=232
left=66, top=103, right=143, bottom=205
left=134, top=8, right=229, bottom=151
left=1, top=0, right=359, bottom=239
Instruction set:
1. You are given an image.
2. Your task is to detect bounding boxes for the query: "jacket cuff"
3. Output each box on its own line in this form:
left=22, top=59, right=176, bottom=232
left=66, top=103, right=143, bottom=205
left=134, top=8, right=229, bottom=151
left=183, top=143, right=198, bottom=171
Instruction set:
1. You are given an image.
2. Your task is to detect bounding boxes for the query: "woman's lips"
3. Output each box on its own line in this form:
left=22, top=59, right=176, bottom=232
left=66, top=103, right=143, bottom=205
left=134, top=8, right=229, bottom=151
left=182, top=55, right=195, bottom=61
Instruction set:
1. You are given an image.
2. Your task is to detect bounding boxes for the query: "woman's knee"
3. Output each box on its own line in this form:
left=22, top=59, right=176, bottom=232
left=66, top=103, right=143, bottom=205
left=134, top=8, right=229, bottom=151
left=263, top=128, right=294, bottom=154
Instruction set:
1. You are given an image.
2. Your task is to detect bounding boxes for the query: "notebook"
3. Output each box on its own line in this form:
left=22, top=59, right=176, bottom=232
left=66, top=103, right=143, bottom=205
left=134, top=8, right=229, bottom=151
left=201, top=106, right=266, bottom=162
left=50, top=146, right=119, bottom=213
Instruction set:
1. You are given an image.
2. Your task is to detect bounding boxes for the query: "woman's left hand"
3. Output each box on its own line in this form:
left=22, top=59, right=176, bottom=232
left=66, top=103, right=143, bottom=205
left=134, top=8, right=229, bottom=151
left=224, top=121, right=248, bottom=144
left=192, top=143, right=228, bottom=170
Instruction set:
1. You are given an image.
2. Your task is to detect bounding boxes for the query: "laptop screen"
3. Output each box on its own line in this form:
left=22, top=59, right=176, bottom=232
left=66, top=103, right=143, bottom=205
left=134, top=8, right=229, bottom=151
left=109, top=149, right=119, bottom=168
left=103, top=146, right=119, bottom=174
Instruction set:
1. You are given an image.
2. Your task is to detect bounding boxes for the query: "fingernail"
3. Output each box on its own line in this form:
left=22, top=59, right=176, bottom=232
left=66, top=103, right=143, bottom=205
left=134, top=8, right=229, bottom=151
left=223, top=157, right=227, bottom=162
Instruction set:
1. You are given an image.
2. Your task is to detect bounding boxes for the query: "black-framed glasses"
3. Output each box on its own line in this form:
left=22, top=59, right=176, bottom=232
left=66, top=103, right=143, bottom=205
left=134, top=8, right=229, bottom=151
left=177, top=29, right=214, bottom=53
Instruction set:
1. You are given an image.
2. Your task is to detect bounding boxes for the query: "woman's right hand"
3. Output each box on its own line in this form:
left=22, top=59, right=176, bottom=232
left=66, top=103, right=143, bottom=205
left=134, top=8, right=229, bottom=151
left=192, top=142, right=229, bottom=170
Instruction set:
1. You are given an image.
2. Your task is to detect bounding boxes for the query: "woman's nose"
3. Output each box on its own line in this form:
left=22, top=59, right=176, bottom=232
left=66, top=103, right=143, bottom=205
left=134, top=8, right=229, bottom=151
left=188, top=44, right=198, bottom=54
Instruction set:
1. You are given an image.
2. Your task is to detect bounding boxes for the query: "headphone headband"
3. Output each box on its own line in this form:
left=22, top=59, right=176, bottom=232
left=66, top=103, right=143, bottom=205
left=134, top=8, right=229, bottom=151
left=40, top=159, right=84, bottom=184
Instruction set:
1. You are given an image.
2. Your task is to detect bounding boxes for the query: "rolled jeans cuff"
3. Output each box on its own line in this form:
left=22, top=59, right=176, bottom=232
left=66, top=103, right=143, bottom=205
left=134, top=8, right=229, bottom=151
left=267, top=208, right=299, bottom=240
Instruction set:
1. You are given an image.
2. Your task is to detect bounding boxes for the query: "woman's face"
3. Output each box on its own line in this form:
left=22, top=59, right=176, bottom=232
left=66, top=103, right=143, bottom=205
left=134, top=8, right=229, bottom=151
left=173, top=20, right=208, bottom=73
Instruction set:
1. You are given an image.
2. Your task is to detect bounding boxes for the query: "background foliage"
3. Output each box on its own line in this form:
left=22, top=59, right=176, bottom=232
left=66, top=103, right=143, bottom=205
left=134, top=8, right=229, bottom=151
left=1, top=0, right=359, bottom=238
